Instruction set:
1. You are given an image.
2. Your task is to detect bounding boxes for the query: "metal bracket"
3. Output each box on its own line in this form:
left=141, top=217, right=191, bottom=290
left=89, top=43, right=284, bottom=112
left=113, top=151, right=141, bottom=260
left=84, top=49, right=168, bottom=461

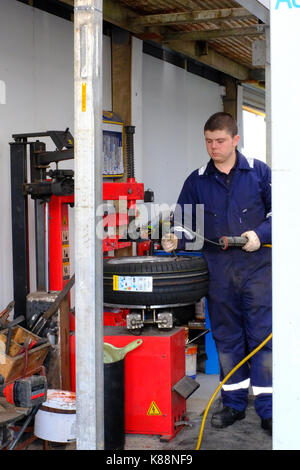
left=126, top=309, right=174, bottom=330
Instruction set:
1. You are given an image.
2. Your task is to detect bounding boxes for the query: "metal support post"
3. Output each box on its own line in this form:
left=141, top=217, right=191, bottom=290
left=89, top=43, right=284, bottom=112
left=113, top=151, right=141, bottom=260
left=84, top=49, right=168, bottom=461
left=270, top=0, right=300, bottom=450
left=265, top=26, right=271, bottom=167
left=74, top=0, right=104, bottom=450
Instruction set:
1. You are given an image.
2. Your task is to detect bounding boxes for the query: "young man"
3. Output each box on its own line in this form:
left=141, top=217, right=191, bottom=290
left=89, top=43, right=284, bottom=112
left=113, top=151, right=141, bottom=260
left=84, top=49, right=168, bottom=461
left=162, top=112, right=272, bottom=434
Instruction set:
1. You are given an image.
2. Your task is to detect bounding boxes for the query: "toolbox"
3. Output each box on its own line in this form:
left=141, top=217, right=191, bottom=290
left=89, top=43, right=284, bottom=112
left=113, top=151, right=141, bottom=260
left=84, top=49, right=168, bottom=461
left=0, top=326, right=50, bottom=383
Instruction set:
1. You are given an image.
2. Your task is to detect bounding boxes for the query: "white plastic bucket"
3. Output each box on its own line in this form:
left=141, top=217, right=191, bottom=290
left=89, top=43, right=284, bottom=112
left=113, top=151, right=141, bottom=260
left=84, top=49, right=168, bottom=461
left=185, top=344, right=198, bottom=379
left=34, top=389, right=76, bottom=443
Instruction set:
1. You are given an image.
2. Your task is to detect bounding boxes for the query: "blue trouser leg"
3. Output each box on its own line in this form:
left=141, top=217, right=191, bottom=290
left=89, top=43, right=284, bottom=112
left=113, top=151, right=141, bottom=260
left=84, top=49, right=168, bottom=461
left=243, top=265, right=272, bottom=419
left=206, top=250, right=272, bottom=419
left=218, top=338, right=250, bottom=412
left=207, top=269, right=250, bottom=412
left=207, top=313, right=250, bottom=412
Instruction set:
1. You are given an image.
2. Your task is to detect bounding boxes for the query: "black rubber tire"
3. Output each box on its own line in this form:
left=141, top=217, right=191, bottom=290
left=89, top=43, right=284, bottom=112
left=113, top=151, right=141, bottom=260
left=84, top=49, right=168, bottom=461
left=103, top=255, right=208, bottom=306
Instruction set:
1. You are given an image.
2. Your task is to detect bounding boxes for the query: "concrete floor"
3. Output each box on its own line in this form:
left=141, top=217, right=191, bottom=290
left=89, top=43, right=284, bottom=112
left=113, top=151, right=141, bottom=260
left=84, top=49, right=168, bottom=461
left=24, top=372, right=272, bottom=451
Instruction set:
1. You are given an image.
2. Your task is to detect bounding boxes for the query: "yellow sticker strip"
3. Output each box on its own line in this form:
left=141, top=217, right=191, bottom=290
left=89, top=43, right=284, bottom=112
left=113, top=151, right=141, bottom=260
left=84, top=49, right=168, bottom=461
left=113, top=275, right=118, bottom=291
left=82, top=83, right=86, bottom=112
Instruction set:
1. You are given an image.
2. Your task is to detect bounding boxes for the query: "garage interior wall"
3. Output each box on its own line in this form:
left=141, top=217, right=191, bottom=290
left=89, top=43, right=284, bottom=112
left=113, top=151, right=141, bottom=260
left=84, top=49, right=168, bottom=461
left=0, top=0, right=111, bottom=310
left=141, top=53, right=223, bottom=207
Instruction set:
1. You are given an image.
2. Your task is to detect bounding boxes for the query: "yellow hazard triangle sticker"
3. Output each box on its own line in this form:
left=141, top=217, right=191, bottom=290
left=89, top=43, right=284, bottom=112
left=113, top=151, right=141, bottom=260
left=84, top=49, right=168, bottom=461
left=147, top=401, right=162, bottom=416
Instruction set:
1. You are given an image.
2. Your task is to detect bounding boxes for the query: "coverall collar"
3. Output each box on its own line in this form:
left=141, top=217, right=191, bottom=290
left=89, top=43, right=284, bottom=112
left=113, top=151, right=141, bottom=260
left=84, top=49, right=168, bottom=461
left=204, top=150, right=252, bottom=176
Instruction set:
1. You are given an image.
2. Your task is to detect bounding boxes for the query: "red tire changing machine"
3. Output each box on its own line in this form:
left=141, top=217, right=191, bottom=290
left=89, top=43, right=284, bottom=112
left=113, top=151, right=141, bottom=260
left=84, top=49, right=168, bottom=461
left=10, top=128, right=198, bottom=442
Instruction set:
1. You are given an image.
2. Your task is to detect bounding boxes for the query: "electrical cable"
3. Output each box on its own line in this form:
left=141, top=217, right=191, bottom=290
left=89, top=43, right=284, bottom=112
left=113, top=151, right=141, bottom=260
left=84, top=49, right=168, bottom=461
left=195, top=332, right=272, bottom=450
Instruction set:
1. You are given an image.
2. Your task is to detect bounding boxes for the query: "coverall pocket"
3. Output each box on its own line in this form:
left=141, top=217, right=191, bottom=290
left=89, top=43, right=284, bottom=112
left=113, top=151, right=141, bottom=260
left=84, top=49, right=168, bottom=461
left=239, top=196, right=266, bottom=229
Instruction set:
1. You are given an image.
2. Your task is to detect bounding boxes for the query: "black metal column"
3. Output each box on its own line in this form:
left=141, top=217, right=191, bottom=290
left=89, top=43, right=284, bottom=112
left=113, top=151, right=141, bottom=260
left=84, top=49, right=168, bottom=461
left=9, top=141, right=29, bottom=318
left=30, top=141, right=46, bottom=291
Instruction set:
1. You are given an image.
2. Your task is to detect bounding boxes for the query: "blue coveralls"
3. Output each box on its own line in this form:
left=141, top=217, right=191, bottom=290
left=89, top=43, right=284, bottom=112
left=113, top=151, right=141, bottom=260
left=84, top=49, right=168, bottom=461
left=176, top=150, right=272, bottom=420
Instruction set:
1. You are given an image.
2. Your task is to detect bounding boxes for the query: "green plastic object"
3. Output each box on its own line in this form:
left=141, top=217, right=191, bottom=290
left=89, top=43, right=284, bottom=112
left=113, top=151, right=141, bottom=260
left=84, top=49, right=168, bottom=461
left=103, top=339, right=143, bottom=363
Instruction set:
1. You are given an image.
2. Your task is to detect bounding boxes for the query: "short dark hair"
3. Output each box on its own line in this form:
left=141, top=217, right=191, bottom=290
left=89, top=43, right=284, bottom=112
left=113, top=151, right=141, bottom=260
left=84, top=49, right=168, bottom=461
left=204, top=112, right=238, bottom=137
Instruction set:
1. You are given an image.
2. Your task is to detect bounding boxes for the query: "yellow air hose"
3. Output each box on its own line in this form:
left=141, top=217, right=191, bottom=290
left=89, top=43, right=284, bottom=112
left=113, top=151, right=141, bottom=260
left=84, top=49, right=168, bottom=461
left=195, top=332, right=273, bottom=450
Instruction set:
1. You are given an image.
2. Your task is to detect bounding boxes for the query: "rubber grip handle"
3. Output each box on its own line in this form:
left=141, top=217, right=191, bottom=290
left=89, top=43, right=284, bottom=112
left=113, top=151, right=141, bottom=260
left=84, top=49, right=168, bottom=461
left=219, top=236, right=248, bottom=250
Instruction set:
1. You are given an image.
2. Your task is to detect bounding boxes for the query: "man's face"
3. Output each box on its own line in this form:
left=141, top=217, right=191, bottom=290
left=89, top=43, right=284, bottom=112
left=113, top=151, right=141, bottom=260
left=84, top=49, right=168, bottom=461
left=204, top=129, right=240, bottom=166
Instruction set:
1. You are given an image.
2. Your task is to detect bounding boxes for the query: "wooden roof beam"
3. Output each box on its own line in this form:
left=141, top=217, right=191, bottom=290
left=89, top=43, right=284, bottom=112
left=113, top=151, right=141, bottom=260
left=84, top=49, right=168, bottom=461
left=168, top=40, right=249, bottom=80
left=163, top=25, right=266, bottom=42
left=131, top=7, right=255, bottom=28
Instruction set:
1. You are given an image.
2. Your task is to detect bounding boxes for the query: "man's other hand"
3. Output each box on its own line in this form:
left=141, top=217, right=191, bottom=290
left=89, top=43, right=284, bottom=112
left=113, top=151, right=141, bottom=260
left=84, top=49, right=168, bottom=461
left=161, top=233, right=178, bottom=252
left=241, top=231, right=261, bottom=252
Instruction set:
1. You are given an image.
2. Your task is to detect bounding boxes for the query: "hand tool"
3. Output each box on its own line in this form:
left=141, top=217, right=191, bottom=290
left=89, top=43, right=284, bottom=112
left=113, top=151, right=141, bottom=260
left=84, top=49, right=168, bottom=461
left=218, top=236, right=248, bottom=250
left=185, top=329, right=210, bottom=346
left=16, top=337, right=49, bottom=354
left=29, top=274, right=75, bottom=335
left=1, top=316, right=25, bottom=355
left=0, top=301, right=15, bottom=328
left=5, top=329, right=13, bottom=356
left=0, top=375, right=47, bottom=408
left=0, top=315, right=25, bottom=333
left=0, top=375, right=47, bottom=450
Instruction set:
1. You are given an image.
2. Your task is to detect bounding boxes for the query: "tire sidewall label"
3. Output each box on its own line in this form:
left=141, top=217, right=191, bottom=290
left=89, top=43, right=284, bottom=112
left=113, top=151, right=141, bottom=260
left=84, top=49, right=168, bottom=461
left=113, top=275, right=153, bottom=292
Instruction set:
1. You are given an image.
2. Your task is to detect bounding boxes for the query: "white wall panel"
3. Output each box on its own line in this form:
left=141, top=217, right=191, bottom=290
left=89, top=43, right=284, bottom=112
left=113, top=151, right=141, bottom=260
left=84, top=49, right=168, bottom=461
left=142, top=53, right=223, bottom=207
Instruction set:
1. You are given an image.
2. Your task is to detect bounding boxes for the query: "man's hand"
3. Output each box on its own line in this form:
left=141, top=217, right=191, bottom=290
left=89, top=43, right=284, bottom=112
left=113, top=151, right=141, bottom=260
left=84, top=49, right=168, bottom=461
left=241, top=231, right=261, bottom=252
left=161, top=233, right=178, bottom=252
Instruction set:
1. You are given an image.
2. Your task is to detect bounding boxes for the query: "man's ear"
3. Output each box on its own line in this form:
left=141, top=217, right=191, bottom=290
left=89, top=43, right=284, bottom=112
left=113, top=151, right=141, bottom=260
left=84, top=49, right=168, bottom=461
left=234, top=134, right=240, bottom=147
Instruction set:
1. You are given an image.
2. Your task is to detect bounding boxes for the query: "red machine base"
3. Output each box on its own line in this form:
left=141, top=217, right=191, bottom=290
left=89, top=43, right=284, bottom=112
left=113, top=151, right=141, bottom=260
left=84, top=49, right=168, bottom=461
left=103, top=326, right=187, bottom=441
left=70, top=325, right=188, bottom=440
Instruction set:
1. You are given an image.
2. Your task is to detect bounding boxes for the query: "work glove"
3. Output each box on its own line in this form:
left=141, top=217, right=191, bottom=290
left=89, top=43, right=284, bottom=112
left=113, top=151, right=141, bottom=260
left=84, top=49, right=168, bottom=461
left=161, top=233, right=178, bottom=252
left=241, top=230, right=261, bottom=252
